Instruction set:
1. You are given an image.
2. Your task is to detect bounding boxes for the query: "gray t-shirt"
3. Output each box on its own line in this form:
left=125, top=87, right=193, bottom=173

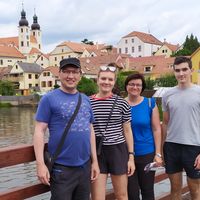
left=162, top=85, right=200, bottom=146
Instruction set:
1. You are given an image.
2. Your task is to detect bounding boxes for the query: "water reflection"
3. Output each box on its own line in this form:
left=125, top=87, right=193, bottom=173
left=0, top=107, right=36, bottom=147
left=0, top=107, right=50, bottom=199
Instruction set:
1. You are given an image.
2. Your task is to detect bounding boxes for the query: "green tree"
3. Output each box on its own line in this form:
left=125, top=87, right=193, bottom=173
left=173, top=34, right=200, bottom=56
left=81, top=38, right=94, bottom=45
left=156, top=74, right=177, bottom=87
left=0, top=80, right=15, bottom=96
left=115, top=71, right=137, bottom=95
left=77, top=76, right=97, bottom=96
left=145, top=77, right=155, bottom=90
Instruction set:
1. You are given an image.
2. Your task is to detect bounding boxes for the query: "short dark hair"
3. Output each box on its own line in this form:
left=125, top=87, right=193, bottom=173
left=124, top=73, right=146, bottom=93
left=173, top=56, right=192, bottom=69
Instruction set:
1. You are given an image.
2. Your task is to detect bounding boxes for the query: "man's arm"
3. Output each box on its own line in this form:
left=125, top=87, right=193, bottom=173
left=123, top=122, right=135, bottom=176
left=151, top=105, right=162, bottom=166
left=90, top=124, right=100, bottom=181
left=33, top=121, right=50, bottom=185
left=162, top=111, right=169, bottom=149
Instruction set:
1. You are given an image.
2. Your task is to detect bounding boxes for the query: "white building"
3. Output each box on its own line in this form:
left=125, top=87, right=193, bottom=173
left=117, top=31, right=163, bottom=57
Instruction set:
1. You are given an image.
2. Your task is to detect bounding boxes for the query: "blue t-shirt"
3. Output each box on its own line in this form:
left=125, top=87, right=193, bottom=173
left=131, top=97, right=155, bottom=156
left=35, top=89, right=94, bottom=166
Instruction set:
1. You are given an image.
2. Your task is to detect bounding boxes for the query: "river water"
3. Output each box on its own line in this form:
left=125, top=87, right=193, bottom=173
left=0, top=107, right=187, bottom=199
left=0, top=107, right=50, bottom=199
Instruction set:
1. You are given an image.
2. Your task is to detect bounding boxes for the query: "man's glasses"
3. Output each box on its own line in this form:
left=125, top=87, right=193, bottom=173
left=174, top=67, right=189, bottom=73
left=100, top=66, right=116, bottom=72
left=128, top=83, right=142, bottom=88
left=61, top=69, right=81, bottom=75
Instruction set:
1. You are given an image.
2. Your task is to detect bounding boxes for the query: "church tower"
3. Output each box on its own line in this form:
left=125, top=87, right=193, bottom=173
left=18, top=7, right=31, bottom=54
left=31, top=11, right=42, bottom=50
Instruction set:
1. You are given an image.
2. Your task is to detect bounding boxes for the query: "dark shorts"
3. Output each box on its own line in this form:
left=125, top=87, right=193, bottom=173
left=163, top=142, right=200, bottom=179
left=98, top=142, right=128, bottom=175
left=50, top=160, right=91, bottom=200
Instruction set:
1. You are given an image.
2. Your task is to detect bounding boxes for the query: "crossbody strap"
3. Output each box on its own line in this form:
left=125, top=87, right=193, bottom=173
left=51, top=93, right=82, bottom=163
left=101, top=95, right=118, bottom=137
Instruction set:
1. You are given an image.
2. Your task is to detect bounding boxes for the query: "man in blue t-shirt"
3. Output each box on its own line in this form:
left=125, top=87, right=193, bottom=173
left=33, top=58, right=99, bottom=200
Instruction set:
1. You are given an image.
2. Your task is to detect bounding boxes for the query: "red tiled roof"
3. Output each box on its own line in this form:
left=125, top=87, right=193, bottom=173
left=0, top=46, right=25, bottom=58
left=57, top=41, right=106, bottom=53
left=29, top=47, right=42, bottom=55
left=128, top=55, right=175, bottom=77
left=0, top=67, right=12, bottom=79
left=123, top=31, right=163, bottom=45
left=79, top=54, right=130, bottom=75
left=163, top=42, right=179, bottom=52
left=0, top=37, right=19, bottom=48
left=42, top=66, right=59, bottom=77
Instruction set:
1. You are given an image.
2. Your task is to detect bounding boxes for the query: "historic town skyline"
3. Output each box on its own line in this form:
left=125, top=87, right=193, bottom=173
left=0, top=0, right=199, bottom=53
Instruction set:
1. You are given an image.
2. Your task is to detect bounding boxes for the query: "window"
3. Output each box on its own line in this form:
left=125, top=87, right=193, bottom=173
left=21, top=28, right=23, bottom=33
left=119, top=48, right=121, bottom=54
left=162, top=50, right=165, bottom=53
left=42, top=81, right=46, bottom=87
left=132, top=38, right=134, bottom=43
left=125, top=47, right=128, bottom=54
left=21, top=41, right=24, bottom=47
left=29, top=84, right=32, bottom=88
left=35, top=74, right=39, bottom=79
left=8, top=60, right=12, bottom=62
left=132, top=47, right=134, bottom=53
left=38, top=32, right=40, bottom=36
left=41, top=56, right=43, bottom=61
left=16, top=65, right=18, bottom=69
left=27, top=41, right=29, bottom=47
left=33, top=32, right=35, bottom=36
left=0, top=60, right=3, bottom=65
left=55, top=57, right=57, bottom=61
left=26, top=35, right=29, bottom=40
left=35, top=84, right=39, bottom=87
left=48, top=81, right=52, bottom=87
left=39, top=44, right=41, bottom=49
left=28, top=74, right=32, bottom=79
left=125, top=39, right=128, bottom=44
left=138, top=45, right=142, bottom=52
left=43, top=72, right=46, bottom=76
left=62, top=56, right=64, bottom=60
left=144, top=66, right=152, bottom=72
left=47, top=72, right=50, bottom=76
left=62, top=49, right=64, bottom=53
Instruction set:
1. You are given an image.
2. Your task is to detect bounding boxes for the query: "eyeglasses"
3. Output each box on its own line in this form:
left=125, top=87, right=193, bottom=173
left=128, top=83, right=142, bottom=88
left=61, top=69, right=81, bottom=75
left=174, top=67, right=189, bottom=73
left=100, top=66, right=116, bottom=72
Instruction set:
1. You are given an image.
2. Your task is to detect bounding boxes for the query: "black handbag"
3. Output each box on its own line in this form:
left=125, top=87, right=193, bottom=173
left=96, top=95, right=118, bottom=155
left=44, top=93, right=82, bottom=173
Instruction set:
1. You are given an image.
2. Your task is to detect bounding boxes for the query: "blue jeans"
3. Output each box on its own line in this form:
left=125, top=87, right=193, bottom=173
left=50, top=160, right=91, bottom=200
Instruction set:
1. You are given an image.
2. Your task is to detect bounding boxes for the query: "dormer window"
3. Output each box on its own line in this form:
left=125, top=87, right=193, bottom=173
left=144, top=66, right=152, bottom=72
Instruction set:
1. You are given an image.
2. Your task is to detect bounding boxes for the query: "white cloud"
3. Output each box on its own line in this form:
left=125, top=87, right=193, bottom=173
left=0, top=0, right=200, bottom=53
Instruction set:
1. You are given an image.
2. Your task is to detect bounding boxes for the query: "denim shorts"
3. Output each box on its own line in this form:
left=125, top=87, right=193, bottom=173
left=163, top=142, right=200, bottom=179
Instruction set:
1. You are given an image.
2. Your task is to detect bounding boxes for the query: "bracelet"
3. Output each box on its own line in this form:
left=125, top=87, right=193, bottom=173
left=155, top=153, right=162, bottom=158
left=128, top=152, right=135, bottom=156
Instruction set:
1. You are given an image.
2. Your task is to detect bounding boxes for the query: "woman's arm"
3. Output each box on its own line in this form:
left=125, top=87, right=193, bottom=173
left=123, top=122, right=135, bottom=176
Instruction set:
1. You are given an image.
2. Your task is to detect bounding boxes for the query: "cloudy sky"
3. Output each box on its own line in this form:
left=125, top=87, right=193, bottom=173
left=0, top=0, right=199, bottom=53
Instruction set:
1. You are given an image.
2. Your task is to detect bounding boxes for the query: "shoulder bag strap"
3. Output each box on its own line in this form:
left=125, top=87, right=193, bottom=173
left=51, top=93, right=82, bottom=163
left=102, top=95, right=118, bottom=137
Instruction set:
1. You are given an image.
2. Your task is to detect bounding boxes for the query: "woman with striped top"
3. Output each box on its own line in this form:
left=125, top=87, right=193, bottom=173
left=90, top=65, right=135, bottom=200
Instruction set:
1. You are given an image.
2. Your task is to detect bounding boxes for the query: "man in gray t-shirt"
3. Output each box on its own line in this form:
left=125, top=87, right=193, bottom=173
left=162, top=56, right=200, bottom=199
